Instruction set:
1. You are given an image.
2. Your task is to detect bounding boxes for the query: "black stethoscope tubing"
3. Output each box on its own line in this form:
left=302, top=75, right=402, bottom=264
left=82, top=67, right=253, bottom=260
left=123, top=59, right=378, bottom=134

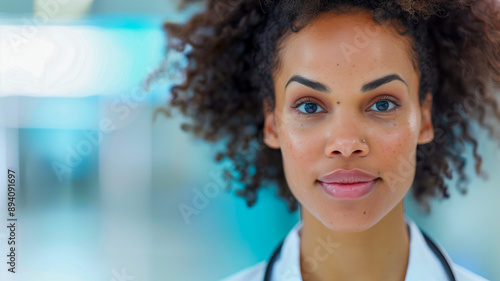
left=263, top=229, right=456, bottom=281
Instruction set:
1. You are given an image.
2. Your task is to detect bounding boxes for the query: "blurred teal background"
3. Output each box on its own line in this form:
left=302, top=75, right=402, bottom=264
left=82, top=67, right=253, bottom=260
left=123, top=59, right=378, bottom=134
left=0, top=1, right=499, bottom=281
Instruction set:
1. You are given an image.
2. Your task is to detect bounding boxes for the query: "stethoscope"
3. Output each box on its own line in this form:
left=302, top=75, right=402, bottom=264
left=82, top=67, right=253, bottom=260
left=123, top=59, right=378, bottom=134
left=263, top=228, right=456, bottom=281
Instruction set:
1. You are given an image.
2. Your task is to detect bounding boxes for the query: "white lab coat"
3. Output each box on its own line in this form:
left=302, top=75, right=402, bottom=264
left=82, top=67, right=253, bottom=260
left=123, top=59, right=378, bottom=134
left=222, top=216, right=488, bottom=281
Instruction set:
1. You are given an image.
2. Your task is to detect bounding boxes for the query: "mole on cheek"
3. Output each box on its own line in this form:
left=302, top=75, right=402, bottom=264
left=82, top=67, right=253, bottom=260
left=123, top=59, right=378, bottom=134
left=337, top=101, right=340, bottom=105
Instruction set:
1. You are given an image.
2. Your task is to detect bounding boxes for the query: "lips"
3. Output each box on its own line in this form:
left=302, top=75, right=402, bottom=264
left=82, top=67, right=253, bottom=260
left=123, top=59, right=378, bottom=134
left=317, top=168, right=380, bottom=200
left=318, top=168, right=379, bottom=184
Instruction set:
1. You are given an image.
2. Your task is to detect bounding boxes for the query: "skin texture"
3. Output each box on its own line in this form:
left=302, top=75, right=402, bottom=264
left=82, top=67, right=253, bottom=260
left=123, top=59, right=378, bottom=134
left=263, top=11, right=434, bottom=281
left=166, top=0, right=500, bottom=213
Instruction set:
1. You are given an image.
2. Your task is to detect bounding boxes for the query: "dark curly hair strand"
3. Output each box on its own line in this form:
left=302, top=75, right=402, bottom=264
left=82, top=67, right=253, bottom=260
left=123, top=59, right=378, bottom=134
left=160, top=0, right=500, bottom=212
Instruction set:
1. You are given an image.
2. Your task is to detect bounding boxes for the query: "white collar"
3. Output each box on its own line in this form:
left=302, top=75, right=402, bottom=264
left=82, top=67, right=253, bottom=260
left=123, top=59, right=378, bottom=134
left=271, top=215, right=452, bottom=281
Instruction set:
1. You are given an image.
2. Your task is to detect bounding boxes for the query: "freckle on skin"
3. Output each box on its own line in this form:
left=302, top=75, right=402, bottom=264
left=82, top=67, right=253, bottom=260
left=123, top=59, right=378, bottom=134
left=337, top=101, right=340, bottom=104
left=363, top=211, right=366, bottom=215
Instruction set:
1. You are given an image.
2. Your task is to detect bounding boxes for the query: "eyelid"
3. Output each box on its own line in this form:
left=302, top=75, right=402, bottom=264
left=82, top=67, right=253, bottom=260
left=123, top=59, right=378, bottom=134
left=290, top=95, right=401, bottom=115
left=374, top=95, right=401, bottom=106
left=367, top=95, right=401, bottom=112
left=292, top=97, right=317, bottom=107
left=291, top=97, right=327, bottom=116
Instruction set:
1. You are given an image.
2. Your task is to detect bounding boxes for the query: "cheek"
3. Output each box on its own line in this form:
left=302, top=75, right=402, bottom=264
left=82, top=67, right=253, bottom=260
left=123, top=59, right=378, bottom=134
left=278, top=122, right=324, bottom=168
left=277, top=107, right=421, bottom=187
left=374, top=130, right=417, bottom=182
left=369, top=114, right=420, bottom=185
left=276, top=123, right=326, bottom=191
left=373, top=128, right=414, bottom=161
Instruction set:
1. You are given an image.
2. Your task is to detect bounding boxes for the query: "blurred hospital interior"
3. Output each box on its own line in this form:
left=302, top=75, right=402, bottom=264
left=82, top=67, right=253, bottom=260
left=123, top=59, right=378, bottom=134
left=0, top=0, right=499, bottom=280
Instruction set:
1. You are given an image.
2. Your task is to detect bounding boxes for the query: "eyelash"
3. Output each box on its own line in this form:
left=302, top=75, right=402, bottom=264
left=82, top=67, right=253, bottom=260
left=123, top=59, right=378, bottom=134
left=370, top=95, right=401, bottom=112
left=291, top=97, right=325, bottom=116
left=291, top=95, right=401, bottom=116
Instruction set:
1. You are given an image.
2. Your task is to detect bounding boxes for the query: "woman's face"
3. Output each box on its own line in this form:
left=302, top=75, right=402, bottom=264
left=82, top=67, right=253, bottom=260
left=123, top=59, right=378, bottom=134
left=263, top=11, right=434, bottom=232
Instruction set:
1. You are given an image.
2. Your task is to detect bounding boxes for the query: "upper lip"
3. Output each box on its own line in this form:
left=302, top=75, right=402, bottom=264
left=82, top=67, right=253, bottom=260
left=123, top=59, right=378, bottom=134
left=318, top=168, right=379, bottom=184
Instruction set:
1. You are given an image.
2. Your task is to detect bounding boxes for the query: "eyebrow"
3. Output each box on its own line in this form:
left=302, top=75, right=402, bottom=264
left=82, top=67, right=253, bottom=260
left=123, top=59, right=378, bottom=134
left=361, top=74, right=407, bottom=92
left=284, top=73, right=407, bottom=94
left=284, top=75, right=330, bottom=93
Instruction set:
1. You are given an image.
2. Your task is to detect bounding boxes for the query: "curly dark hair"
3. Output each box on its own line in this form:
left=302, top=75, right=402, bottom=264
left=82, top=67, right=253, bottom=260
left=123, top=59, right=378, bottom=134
left=159, top=0, right=500, bottom=212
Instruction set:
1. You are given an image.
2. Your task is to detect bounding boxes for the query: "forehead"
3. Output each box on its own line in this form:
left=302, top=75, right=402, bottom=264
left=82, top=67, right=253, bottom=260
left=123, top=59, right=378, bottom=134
left=274, top=11, right=418, bottom=90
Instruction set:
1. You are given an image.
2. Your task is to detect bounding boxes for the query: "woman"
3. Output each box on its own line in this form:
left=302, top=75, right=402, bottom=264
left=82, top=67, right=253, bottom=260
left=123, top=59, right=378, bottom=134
left=162, top=0, right=500, bottom=280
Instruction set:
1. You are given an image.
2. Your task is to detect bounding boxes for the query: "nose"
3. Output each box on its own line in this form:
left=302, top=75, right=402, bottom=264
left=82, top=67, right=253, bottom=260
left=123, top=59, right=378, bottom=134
left=324, top=120, right=369, bottom=158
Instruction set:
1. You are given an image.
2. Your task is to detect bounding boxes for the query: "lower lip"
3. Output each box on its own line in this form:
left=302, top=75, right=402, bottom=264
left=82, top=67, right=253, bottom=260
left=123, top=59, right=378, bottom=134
left=318, top=179, right=379, bottom=200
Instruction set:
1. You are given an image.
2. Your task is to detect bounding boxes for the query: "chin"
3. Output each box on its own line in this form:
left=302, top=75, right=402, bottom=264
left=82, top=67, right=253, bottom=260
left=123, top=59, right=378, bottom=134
left=317, top=209, right=382, bottom=233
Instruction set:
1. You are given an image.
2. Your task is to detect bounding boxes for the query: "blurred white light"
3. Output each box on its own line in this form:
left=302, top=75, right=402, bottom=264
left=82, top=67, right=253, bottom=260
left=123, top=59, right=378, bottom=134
left=0, top=25, right=129, bottom=97
left=33, top=0, right=95, bottom=20
left=1, top=36, right=54, bottom=77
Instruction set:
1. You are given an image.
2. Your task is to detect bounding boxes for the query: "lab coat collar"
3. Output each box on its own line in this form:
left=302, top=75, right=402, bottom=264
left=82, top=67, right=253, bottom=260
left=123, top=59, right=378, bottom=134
left=271, top=215, right=450, bottom=281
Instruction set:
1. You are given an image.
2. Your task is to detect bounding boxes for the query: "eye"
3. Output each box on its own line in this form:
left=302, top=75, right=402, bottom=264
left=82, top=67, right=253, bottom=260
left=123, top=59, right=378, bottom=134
left=297, top=102, right=325, bottom=114
left=368, top=97, right=399, bottom=112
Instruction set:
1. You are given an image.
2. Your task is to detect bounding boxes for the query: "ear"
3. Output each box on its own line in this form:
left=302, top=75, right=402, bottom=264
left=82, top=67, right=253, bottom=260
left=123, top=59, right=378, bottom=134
left=263, top=100, right=281, bottom=149
left=417, top=92, right=434, bottom=144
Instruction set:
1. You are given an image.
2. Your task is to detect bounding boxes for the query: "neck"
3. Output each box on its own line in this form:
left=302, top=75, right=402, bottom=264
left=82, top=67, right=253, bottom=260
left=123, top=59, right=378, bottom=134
left=299, top=201, right=409, bottom=281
